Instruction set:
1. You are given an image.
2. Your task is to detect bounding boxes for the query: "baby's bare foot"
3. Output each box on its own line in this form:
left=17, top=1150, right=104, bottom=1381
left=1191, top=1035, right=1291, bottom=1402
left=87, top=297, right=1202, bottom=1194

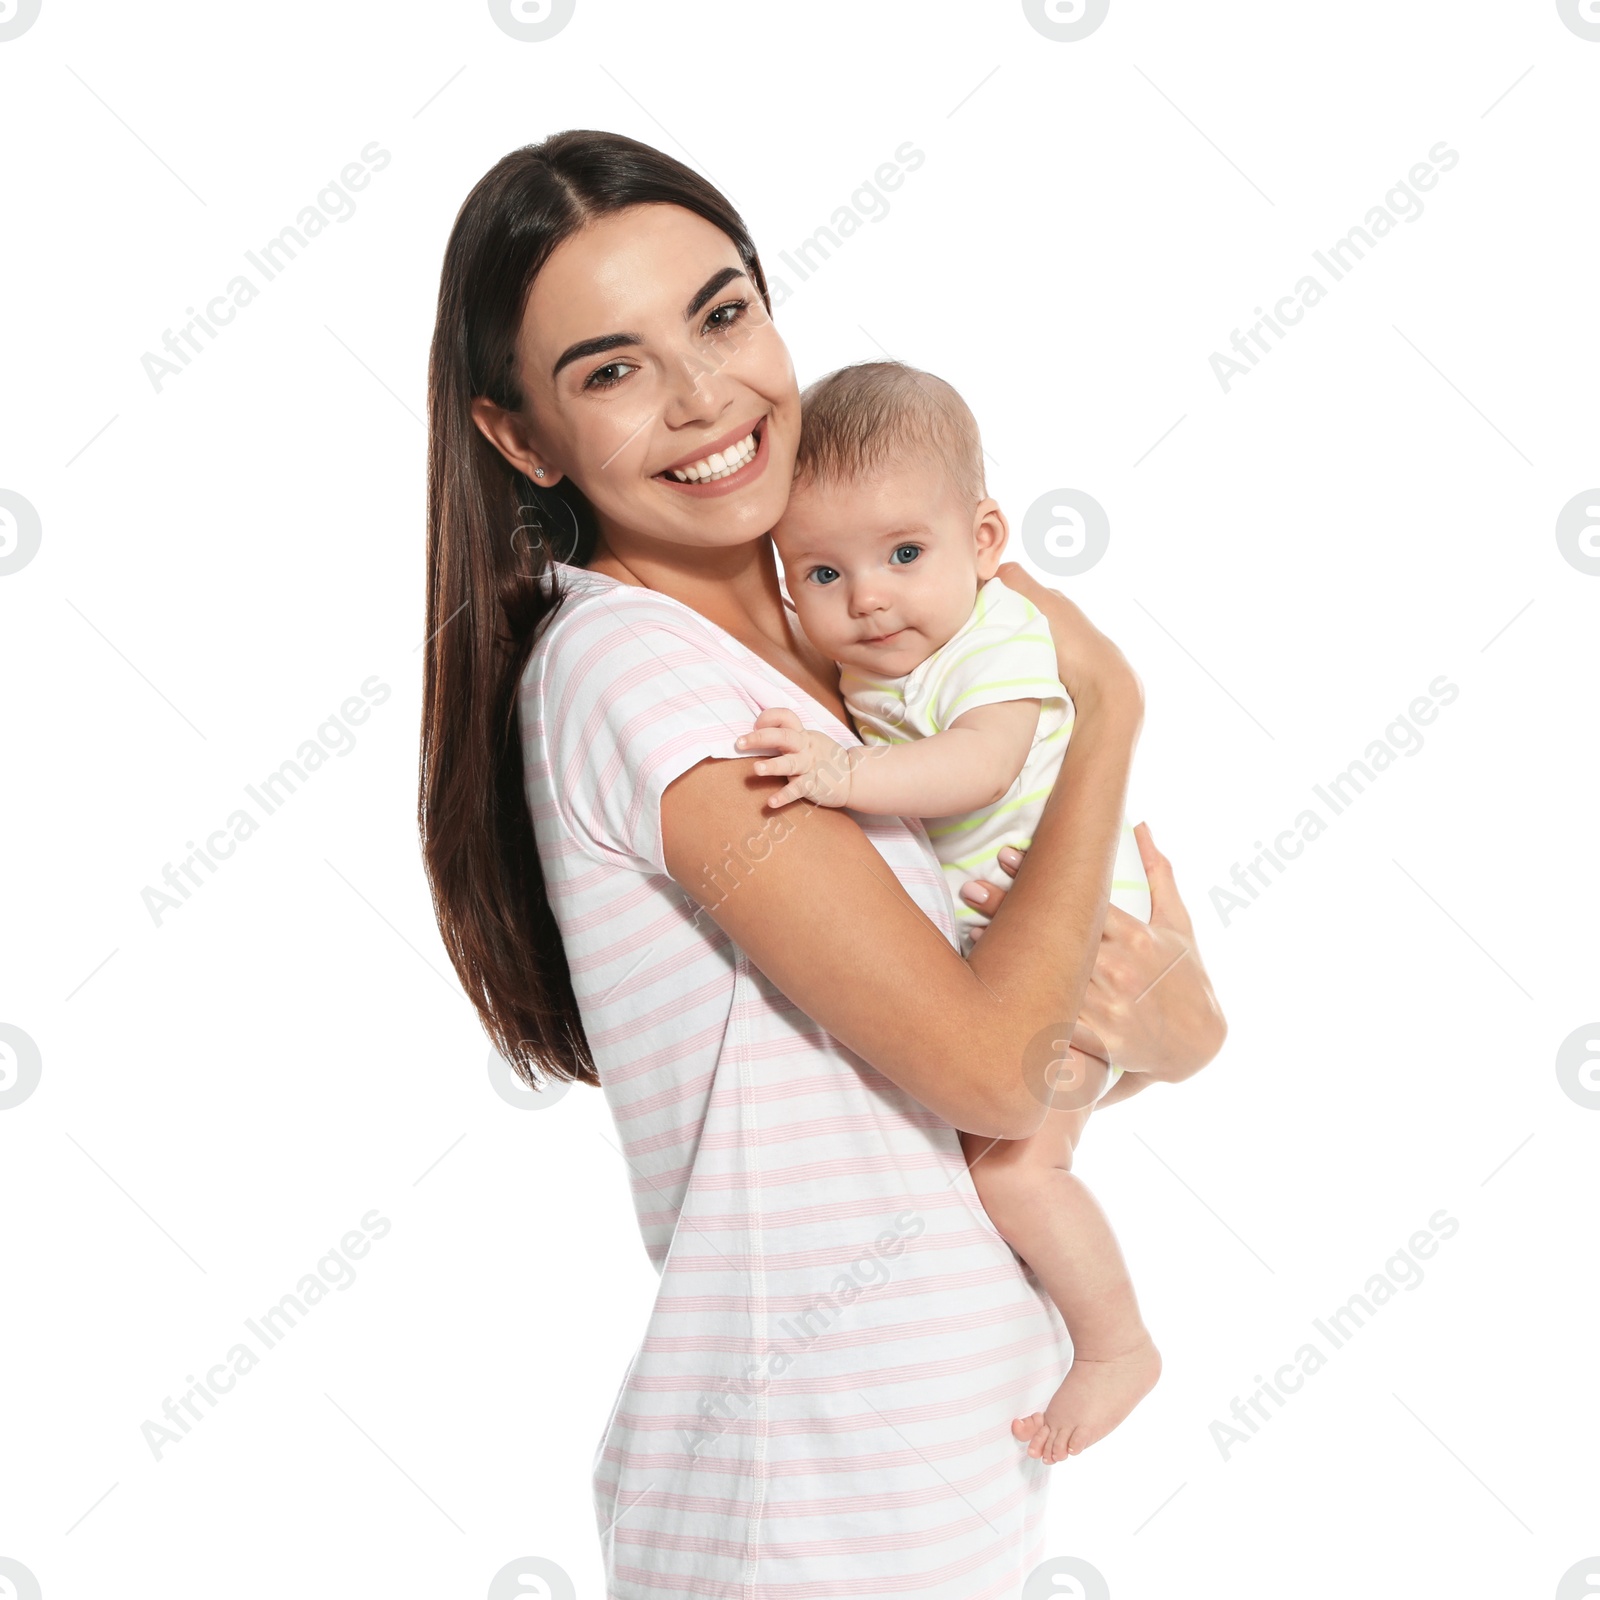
left=1016, top=1337, right=1161, bottom=1464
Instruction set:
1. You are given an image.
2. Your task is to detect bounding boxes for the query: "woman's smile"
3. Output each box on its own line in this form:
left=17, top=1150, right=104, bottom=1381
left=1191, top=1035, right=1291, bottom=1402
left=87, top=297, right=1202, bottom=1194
left=654, top=416, right=770, bottom=498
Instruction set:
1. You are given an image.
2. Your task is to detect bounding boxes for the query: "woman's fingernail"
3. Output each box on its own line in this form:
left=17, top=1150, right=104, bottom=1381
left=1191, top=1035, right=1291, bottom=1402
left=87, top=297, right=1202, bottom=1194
left=961, top=883, right=989, bottom=904
left=998, top=847, right=1022, bottom=868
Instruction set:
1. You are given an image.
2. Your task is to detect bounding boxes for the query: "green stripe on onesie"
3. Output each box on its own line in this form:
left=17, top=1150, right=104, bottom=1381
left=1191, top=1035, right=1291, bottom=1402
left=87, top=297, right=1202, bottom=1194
left=841, top=575, right=1150, bottom=1097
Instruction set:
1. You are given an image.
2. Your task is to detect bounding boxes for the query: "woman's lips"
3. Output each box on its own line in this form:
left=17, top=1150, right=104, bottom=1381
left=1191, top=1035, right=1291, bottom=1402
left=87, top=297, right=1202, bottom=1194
left=658, top=416, right=763, bottom=475
left=655, top=419, right=769, bottom=498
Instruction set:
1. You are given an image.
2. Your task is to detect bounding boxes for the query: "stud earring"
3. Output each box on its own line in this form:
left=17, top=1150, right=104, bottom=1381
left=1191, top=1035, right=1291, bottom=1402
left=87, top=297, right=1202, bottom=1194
left=533, top=468, right=546, bottom=478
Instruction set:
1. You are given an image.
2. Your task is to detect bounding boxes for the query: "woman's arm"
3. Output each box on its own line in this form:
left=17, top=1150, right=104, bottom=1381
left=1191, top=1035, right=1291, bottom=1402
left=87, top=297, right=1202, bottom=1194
left=662, top=572, right=1141, bottom=1141
left=964, top=821, right=1228, bottom=1087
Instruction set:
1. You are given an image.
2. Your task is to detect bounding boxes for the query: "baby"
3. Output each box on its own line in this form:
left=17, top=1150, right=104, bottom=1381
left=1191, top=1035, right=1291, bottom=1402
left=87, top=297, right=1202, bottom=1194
left=746, top=361, right=1161, bottom=1462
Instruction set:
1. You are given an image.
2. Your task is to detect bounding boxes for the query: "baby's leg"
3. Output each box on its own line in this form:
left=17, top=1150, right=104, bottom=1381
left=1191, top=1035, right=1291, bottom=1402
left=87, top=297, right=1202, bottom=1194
left=959, top=1096, right=1160, bottom=1462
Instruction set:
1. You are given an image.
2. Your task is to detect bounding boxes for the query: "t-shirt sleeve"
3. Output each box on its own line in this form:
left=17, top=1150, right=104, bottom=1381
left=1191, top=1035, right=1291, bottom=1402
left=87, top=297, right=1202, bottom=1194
left=526, top=593, right=761, bottom=876
left=927, top=597, right=1070, bottom=733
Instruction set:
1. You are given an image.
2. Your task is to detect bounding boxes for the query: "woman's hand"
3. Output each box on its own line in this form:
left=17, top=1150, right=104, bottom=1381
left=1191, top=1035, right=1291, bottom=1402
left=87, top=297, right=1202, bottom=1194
left=995, top=562, right=1143, bottom=718
left=964, top=822, right=1226, bottom=1083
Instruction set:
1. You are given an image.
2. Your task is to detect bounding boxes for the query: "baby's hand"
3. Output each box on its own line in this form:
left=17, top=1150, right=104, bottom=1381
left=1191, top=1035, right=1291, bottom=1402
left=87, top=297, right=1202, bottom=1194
left=735, top=707, right=858, bottom=809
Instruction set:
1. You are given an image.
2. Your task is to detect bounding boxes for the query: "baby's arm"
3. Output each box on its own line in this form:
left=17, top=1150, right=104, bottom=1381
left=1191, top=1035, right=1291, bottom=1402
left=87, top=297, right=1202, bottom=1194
left=1095, top=1067, right=1154, bottom=1106
left=739, top=700, right=1041, bottom=814
left=849, top=698, right=1041, bottom=814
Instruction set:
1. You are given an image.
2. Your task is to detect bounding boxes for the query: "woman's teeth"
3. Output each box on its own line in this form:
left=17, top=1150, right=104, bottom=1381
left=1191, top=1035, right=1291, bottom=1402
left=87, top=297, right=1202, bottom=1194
left=665, top=429, right=757, bottom=482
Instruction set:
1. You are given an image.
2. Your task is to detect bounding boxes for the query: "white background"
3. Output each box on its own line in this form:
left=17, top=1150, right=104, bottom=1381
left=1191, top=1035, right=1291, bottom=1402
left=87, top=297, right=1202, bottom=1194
left=2, top=2, right=1597, bottom=1597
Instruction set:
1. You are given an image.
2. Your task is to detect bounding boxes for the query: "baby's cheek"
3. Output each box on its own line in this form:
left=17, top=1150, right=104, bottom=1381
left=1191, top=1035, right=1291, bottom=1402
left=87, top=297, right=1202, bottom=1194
left=790, top=595, right=840, bottom=654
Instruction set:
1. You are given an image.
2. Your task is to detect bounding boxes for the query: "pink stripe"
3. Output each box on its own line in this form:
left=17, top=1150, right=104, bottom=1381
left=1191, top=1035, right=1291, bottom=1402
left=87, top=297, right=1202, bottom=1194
left=644, top=1187, right=973, bottom=1234
left=647, top=1227, right=1005, bottom=1275
left=642, top=1296, right=1044, bottom=1355
left=596, top=1447, right=1021, bottom=1521
left=606, top=1361, right=1066, bottom=1452
left=623, top=1326, right=1064, bottom=1396
left=651, top=1261, right=1023, bottom=1314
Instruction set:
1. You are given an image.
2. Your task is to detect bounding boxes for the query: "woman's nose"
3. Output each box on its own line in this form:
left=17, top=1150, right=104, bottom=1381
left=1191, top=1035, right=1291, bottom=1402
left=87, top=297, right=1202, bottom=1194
left=662, top=343, right=733, bottom=424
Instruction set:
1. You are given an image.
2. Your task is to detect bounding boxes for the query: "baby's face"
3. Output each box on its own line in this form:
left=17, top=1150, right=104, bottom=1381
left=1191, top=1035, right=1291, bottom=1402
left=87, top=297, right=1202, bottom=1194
left=773, top=458, right=1000, bottom=676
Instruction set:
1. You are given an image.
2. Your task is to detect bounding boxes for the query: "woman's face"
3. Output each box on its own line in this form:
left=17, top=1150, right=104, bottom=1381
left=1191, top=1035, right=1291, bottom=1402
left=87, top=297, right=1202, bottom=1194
left=488, top=203, right=801, bottom=554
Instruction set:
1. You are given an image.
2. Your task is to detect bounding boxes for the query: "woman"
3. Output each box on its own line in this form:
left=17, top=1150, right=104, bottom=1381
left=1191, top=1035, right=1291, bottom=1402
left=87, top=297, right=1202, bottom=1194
left=421, top=130, right=1224, bottom=1596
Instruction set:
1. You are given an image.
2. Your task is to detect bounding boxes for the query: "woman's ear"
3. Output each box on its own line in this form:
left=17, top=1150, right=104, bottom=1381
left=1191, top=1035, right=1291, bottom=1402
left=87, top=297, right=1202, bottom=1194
left=469, top=396, right=564, bottom=488
left=972, top=499, right=1010, bottom=579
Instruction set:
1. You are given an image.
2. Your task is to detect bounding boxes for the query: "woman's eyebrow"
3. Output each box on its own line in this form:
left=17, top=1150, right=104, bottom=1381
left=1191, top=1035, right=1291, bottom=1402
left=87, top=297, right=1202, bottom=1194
left=685, top=265, right=744, bottom=319
left=552, top=331, right=639, bottom=381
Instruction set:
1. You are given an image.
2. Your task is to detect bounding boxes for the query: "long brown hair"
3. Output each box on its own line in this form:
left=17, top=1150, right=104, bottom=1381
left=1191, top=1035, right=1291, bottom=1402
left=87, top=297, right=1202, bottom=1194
left=420, top=130, right=771, bottom=1088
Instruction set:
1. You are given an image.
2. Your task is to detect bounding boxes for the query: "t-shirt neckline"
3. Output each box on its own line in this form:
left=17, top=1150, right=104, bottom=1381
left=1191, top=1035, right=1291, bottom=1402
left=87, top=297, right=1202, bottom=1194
left=553, top=560, right=860, bottom=746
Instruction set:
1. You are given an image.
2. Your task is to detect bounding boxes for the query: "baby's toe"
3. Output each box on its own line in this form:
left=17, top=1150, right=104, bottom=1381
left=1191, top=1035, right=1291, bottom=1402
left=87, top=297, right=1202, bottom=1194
left=1062, top=1421, right=1100, bottom=1458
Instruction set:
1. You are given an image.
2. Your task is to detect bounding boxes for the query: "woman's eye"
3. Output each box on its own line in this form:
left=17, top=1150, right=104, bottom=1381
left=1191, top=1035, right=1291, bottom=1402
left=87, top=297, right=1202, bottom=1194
left=890, top=544, right=921, bottom=565
left=584, top=359, right=638, bottom=391
left=704, top=298, right=748, bottom=333
left=808, top=567, right=839, bottom=586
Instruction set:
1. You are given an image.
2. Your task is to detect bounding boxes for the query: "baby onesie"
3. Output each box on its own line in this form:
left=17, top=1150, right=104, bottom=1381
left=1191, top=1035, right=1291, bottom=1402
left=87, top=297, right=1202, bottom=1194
left=840, top=571, right=1151, bottom=984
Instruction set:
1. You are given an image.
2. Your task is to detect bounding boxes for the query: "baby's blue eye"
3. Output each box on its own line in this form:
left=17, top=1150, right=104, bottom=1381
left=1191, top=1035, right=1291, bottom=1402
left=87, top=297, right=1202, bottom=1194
left=889, top=544, right=921, bottom=565
left=808, top=566, right=840, bottom=585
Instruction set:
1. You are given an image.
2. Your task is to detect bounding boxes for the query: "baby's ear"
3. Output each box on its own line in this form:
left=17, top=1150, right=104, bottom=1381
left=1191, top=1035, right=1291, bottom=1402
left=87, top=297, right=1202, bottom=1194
left=972, top=498, right=1010, bottom=578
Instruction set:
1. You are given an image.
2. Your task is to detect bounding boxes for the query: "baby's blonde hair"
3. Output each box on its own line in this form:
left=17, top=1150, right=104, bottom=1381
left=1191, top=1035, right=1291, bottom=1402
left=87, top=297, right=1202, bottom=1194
left=793, top=361, right=986, bottom=509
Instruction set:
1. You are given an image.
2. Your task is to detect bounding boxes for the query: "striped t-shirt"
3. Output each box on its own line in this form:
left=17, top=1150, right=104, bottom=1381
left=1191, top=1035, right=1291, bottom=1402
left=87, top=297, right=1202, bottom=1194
left=520, top=560, right=1072, bottom=1597
left=842, top=575, right=1152, bottom=953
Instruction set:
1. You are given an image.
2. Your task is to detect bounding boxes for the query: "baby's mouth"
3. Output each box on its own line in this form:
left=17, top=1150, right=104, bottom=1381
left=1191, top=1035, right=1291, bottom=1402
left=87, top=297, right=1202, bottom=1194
left=656, top=420, right=763, bottom=484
